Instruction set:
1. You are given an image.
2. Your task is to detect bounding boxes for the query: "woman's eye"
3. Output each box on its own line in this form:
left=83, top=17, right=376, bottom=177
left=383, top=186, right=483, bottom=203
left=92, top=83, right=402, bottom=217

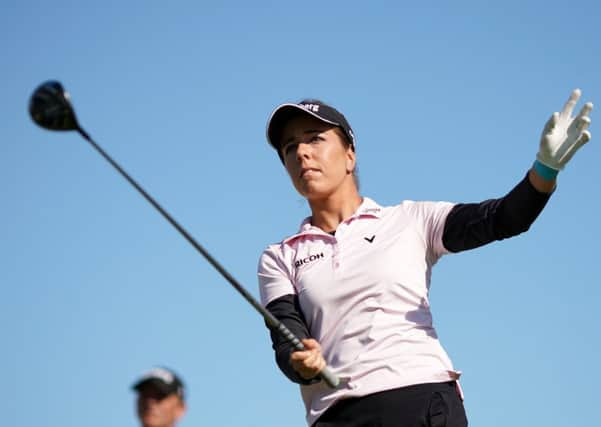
left=284, top=143, right=297, bottom=155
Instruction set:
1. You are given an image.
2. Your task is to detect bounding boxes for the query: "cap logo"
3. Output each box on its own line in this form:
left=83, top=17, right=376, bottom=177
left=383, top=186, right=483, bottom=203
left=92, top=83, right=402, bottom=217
left=300, top=103, right=320, bottom=113
left=142, top=368, right=175, bottom=384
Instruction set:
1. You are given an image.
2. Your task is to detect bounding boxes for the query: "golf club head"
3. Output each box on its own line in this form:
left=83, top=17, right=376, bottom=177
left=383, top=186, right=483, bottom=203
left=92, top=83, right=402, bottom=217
left=29, top=80, right=80, bottom=132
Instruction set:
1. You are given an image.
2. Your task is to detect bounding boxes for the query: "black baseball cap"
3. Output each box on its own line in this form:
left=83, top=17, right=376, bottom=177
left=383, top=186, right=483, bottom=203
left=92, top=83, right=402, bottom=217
left=266, top=99, right=356, bottom=162
left=132, top=367, right=185, bottom=400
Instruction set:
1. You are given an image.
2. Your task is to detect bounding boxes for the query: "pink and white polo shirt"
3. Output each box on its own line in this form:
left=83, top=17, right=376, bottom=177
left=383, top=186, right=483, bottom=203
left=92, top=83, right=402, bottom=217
left=258, top=197, right=461, bottom=426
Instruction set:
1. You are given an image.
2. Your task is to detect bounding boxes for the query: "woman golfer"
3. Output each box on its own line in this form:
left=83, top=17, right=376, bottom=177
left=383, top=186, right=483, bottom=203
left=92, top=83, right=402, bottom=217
left=258, top=91, right=592, bottom=427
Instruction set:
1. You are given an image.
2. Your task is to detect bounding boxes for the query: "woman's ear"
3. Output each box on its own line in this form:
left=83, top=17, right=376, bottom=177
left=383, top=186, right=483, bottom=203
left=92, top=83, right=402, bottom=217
left=345, top=148, right=356, bottom=174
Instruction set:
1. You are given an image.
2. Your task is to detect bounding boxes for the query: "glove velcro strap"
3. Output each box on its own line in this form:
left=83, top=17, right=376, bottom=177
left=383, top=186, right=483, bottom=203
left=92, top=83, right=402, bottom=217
left=533, top=160, right=559, bottom=181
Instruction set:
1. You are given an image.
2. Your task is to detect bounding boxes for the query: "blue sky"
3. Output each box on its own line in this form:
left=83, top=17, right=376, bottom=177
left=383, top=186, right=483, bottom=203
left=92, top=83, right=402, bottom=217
left=2, top=1, right=599, bottom=426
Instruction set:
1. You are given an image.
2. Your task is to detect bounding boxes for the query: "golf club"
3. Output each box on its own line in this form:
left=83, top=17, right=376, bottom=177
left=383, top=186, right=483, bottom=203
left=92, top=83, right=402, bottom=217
left=28, top=80, right=340, bottom=388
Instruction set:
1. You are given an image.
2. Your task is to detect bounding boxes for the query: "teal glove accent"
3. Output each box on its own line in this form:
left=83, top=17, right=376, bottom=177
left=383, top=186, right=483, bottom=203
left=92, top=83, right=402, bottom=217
left=533, top=159, right=558, bottom=181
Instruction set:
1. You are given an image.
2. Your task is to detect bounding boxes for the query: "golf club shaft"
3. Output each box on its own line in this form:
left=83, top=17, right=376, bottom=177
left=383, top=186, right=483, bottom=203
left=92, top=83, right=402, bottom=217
left=76, top=126, right=339, bottom=388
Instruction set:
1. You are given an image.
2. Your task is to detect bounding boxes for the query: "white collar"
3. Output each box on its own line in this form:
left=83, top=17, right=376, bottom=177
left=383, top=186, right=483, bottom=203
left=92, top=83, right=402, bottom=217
left=283, top=197, right=383, bottom=244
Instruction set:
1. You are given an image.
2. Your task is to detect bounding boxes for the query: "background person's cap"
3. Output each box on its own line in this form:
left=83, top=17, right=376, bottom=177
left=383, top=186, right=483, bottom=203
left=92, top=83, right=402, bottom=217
left=131, top=367, right=185, bottom=400
left=266, top=100, right=355, bottom=162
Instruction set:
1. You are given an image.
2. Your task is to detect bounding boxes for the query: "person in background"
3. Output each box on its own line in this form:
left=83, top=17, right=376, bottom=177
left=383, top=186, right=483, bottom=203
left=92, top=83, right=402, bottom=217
left=132, top=366, right=187, bottom=427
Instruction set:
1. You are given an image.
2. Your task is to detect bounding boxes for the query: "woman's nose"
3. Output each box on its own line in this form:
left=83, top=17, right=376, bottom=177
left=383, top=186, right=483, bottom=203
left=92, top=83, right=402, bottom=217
left=295, top=142, right=311, bottom=160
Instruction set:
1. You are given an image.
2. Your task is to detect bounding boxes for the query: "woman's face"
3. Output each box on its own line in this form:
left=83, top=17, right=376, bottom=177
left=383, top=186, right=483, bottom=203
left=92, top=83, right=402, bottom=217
left=280, top=114, right=356, bottom=201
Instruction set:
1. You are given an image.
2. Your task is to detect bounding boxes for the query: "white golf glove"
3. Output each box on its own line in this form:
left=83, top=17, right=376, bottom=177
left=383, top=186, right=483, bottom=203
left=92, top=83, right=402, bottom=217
left=537, top=89, right=593, bottom=171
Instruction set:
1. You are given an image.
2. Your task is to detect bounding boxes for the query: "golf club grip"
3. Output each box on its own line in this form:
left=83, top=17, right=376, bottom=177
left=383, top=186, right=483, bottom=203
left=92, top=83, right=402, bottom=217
left=316, top=366, right=340, bottom=389
left=77, top=128, right=340, bottom=389
left=270, top=316, right=340, bottom=388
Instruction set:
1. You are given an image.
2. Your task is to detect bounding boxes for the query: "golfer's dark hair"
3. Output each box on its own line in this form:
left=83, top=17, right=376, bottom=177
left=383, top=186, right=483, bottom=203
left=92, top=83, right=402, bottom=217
left=330, top=126, right=359, bottom=190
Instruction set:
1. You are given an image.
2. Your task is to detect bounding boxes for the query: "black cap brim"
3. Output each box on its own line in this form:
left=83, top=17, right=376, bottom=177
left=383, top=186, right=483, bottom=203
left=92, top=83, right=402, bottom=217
left=133, top=378, right=173, bottom=394
left=266, top=104, right=341, bottom=153
left=132, top=378, right=185, bottom=400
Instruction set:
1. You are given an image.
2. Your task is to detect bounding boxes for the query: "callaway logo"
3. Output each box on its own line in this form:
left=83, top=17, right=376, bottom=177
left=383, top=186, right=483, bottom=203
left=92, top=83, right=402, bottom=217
left=300, top=103, right=320, bottom=112
left=364, top=235, right=376, bottom=243
left=295, top=252, right=324, bottom=268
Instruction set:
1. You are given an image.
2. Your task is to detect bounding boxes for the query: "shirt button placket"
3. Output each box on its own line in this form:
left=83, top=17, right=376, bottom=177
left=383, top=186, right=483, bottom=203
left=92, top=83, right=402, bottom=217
left=331, top=233, right=341, bottom=271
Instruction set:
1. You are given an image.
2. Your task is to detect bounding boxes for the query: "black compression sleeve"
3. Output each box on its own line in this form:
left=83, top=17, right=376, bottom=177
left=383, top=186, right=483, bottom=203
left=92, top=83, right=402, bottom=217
left=265, top=294, right=320, bottom=385
left=442, top=173, right=552, bottom=253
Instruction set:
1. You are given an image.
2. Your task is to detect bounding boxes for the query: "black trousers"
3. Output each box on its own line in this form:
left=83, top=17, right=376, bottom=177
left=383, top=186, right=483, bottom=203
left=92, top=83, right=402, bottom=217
left=313, top=381, right=468, bottom=427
